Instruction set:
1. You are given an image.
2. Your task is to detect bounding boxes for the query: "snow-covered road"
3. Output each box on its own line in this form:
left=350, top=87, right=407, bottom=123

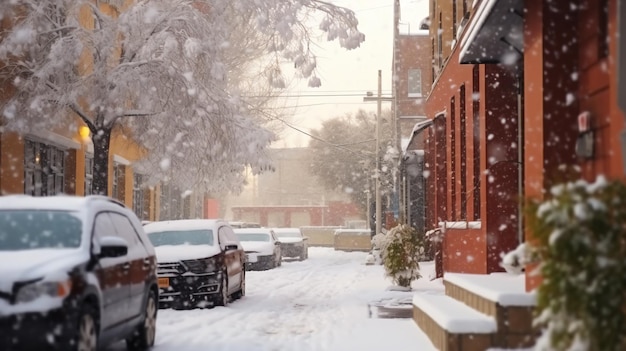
left=109, top=247, right=440, bottom=351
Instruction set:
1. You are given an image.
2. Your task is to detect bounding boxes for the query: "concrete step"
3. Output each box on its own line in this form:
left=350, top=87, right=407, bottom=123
left=412, top=292, right=496, bottom=351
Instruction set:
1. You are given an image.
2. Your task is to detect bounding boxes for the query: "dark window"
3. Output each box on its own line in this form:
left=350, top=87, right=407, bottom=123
left=450, top=96, right=456, bottom=221
left=472, top=65, right=481, bottom=221
left=435, top=115, right=447, bottom=223
left=109, top=212, right=141, bottom=245
left=431, top=38, right=436, bottom=83
left=93, top=212, right=117, bottom=241
left=452, top=0, right=457, bottom=38
left=599, top=0, right=608, bottom=58
left=438, top=12, right=443, bottom=68
left=24, top=140, right=66, bottom=196
left=463, top=0, right=468, bottom=15
left=0, top=210, right=82, bottom=250
left=460, top=85, right=467, bottom=220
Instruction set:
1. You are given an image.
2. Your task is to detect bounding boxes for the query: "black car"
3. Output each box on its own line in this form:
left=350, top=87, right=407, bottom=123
left=0, top=195, right=158, bottom=351
left=143, top=219, right=246, bottom=309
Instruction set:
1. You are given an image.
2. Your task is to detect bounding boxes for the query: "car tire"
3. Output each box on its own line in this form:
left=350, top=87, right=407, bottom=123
left=233, top=270, right=245, bottom=300
left=215, top=273, right=229, bottom=307
left=126, top=290, right=157, bottom=350
left=70, top=303, right=98, bottom=351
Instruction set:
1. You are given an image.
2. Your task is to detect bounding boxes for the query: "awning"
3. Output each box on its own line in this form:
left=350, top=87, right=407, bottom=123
left=403, top=119, right=434, bottom=153
left=459, top=0, right=523, bottom=64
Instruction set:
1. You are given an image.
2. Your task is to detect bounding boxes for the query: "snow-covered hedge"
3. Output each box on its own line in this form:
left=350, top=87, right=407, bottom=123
left=528, top=176, right=626, bottom=351
left=374, top=224, right=424, bottom=288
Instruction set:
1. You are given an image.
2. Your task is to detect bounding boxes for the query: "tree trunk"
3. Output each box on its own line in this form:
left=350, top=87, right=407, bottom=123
left=92, top=127, right=112, bottom=196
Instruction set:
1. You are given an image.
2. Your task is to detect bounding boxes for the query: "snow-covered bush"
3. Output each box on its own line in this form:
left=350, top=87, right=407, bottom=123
left=500, top=243, right=531, bottom=275
left=528, top=176, right=626, bottom=351
left=378, top=224, right=424, bottom=288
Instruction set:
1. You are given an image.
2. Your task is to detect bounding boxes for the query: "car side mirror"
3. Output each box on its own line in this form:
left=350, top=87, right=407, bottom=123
left=275, top=241, right=281, bottom=245
left=98, top=236, right=129, bottom=258
left=303, top=236, right=309, bottom=241
left=224, top=242, right=239, bottom=251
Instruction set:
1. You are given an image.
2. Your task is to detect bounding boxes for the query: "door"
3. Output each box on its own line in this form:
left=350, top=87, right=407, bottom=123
left=218, top=226, right=243, bottom=293
left=270, top=230, right=281, bottom=260
left=109, top=212, right=150, bottom=320
left=92, top=212, right=130, bottom=329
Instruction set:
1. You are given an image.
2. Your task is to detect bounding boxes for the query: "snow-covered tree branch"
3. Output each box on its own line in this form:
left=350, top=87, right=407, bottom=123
left=0, top=0, right=365, bottom=195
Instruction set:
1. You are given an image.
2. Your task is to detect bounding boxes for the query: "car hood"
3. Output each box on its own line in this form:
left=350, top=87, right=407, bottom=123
left=154, top=245, right=221, bottom=263
left=240, top=241, right=274, bottom=255
left=0, top=249, right=87, bottom=294
left=277, top=237, right=303, bottom=244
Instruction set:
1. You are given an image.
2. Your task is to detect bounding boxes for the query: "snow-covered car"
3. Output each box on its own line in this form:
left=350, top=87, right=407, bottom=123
left=234, top=228, right=282, bottom=270
left=143, top=219, right=245, bottom=309
left=0, top=195, right=158, bottom=351
left=273, top=228, right=308, bottom=261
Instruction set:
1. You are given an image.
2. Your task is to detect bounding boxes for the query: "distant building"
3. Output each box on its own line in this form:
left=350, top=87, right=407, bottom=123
left=225, top=148, right=361, bottom=227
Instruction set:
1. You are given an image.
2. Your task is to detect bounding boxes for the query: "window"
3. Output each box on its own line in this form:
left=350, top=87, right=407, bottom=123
left=452, top=0, right=457, bottom=38
left=132, top=173, right=146, bottom=220
left=472, top=65, right=481, bottom=221
left=85, top=156, right=94, bottom=195
left=460, top=85, right=467, bottom=220
left=24, top=139, right=66, bottom=196
left=438, top=12, right=443, bottom=68
left=112, top=163, right=125, bottom=201
left=599, top=0, right=608, bottom=58
left=109, top=212, right=140, bottom=246
left=408, top=69, right=423, bottom=97
left=450, top=96, right=456, bottom=221
left=93, top=212, right=117, bottom=241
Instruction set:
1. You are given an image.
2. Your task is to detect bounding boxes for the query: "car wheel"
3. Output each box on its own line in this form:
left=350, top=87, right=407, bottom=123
left=126, top=290, right=157, bottom=350
left=73, top=304, right=98, bottom=351
left=233, top=270, right=245, bottom=300
left=215, top=273, right=229, bottom=306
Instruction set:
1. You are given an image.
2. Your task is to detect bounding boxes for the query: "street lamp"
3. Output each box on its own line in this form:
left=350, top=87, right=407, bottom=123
left=364, top=70, right=393, bottom=236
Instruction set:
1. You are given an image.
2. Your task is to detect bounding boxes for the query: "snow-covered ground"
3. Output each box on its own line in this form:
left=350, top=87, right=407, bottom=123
left=108, top=247, right=441, bottom=351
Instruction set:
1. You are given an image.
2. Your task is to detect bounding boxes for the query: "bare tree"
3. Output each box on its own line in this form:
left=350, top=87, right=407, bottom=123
left=308, top=110, right=394, bottom=212
left=0, top=0, right=365, bottom=195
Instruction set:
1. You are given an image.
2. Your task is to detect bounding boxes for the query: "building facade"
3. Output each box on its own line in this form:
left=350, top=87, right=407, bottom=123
left=417, top=0, right=625, bottom=287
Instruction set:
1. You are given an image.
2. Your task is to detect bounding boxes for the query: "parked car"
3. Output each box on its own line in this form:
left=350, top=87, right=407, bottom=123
left=143, top=219, right=245, bottom=309
left=234, top=228, right=282, bottom=270
left=0, top=195, right=158, bottom=351
left=273, top=228, right=308, bottom=261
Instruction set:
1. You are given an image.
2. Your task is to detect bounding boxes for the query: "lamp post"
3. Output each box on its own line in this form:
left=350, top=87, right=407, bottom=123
left=364, top=70, right=393, bottom=236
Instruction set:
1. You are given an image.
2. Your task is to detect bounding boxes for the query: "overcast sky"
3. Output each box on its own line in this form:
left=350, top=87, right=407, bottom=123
left=276, top=0, right=429, bottom=148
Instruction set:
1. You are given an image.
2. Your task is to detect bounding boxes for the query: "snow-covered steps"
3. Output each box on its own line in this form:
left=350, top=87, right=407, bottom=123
left=412, top=273, right=539, bottom=351
left=412, top=292, right=496, bottom=351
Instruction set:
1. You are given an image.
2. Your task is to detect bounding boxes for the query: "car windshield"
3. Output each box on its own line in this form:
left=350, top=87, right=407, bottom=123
left=274, top=231, right=301, bottom=238
left=147, top=229, right=214, bottom=246
left=236, top=233, right=270, bottom=242
left=0, top=210, right=82, bottom=251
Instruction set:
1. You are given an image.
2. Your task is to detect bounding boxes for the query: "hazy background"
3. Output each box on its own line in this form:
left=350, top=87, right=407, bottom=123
left=276, top=0, right=429, bottom=148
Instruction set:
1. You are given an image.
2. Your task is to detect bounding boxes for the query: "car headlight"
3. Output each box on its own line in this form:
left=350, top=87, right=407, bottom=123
left=182, top=258, right=218, bottom=274
left=16, top=279, right=72, bottom=304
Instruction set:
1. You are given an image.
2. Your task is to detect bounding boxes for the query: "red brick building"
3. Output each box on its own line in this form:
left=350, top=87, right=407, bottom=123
left=419, top=0, right=625, bottom=288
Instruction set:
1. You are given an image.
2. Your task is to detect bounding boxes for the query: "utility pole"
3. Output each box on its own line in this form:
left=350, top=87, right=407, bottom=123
left=364, top=70, right=385, bottom=236
left=375, top=70, right=382, bottom=236
left=364, top=71, right=394, bottom=235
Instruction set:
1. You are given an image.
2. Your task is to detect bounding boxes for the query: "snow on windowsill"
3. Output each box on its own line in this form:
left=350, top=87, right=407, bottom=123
left=438, top=221, right=482, bottom=229
left=444, top=272, right=536, bottom=307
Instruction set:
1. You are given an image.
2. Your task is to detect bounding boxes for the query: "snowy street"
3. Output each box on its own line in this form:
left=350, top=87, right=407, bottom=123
left=108, top=247, right=440, bottom=351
